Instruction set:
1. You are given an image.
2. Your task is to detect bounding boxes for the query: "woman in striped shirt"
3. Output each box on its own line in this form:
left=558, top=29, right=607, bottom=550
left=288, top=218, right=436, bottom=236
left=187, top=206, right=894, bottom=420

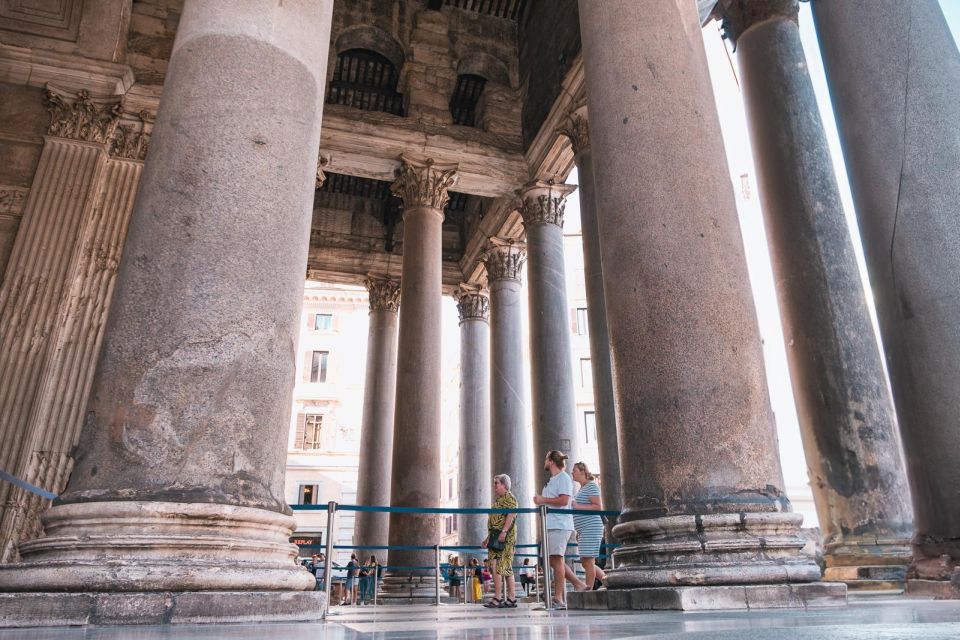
left=571, top=462, right=607, bottom=590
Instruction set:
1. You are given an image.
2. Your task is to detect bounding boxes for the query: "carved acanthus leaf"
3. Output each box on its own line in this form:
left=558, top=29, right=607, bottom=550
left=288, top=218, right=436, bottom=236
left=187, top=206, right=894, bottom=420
left=316, top=153, right=331, bottom=189
left=484, top=237, right=527, bottom=282
left=44, top=87, right=121, bottom=144
left=110, top=110, right=153, bottom=161
left=0, top=187, right=29, bottom=215
left=518, top=180, right=577, bottom=229
left=365, top=276, right=401, bottom=313
left=454, top=284, right=489, bottom=322
left=391, top=155, right=459, bottom=211
left=557, top=103, right=590, bottom=155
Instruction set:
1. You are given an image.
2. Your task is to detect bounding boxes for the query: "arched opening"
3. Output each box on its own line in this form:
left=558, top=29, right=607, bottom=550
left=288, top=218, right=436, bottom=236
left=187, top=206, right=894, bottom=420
left=449, top=73, right=487, bottom=127
left=327, top=48, right=404, bottom=116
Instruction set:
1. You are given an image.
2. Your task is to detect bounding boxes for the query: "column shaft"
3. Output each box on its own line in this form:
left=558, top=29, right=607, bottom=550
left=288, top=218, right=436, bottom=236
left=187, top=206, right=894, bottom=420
left=387, top=156, right=457, bottom=585
left=578, top=0, right=819, bottom=589
left=720, top=0, right=913, bottom=585
left=812, top=0, right=960, bottom=587
left=353, top=277, right=400, bottom=564
left=486, top=240, right=534, bottom=546
left=455, top=286, right=491, bottom=554
left=559, top=108, right=623, bottom=520
left=0, top=0, right=333, bottom=592
left=520, top=182, right=579, bottom=466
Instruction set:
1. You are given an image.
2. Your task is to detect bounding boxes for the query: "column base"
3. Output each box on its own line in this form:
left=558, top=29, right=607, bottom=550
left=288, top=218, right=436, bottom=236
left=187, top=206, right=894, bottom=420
left=0, top=591, right=326, bottom=628
left=608, top=512, right=822, bottom=588
left=905, top=569, right=960, bottom=600
left=822, top=540, right=911, bottom=591
left=378, top=575, right=448, bottom=603
left=0, top=501, right=314, bottom=592
left=567, top=582, right=847, bottom=611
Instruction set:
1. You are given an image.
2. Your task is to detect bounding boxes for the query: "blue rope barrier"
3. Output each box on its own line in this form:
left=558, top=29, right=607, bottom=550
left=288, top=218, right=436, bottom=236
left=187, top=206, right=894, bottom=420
left=289, top=503, right=621, bottom=517
left=0, top=469, right=57, bottom=500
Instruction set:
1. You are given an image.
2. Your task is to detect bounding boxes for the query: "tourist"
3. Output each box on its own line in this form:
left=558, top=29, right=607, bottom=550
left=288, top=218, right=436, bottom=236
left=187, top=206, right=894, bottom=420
left=358, top=555, right=377, bottom=605
left=481, top=473, right=518, bottom=608
left=448, top=556, right=463, bottom=601
left=469, top=558, right=483, bottom=602
left=571, top=461, right=607, bottom=590
left=534, top=449, right=587, bottom=609
left=481, top=559, right=492, bottom=593
left=519, top=559, right=535, bottom=596
left=342, top=553, right=359, bottom=605
left=309, top=553, right=326, bottom=592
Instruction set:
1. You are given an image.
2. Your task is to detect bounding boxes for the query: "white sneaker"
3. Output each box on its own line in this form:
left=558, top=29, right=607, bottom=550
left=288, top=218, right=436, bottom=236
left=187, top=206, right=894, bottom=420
left=552, top=600, right=567, bottom=610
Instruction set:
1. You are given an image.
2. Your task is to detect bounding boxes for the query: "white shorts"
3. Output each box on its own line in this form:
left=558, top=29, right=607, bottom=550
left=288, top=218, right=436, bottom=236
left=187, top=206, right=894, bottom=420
left=547, top=529, right=574, bottom=557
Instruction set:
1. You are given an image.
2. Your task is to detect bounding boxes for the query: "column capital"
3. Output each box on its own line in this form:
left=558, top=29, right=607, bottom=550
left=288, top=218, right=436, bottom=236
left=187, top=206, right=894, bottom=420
left=557, top=101, right=590, bottom=156
left=44, top=86, right=121, bottom=144
left=454, top=284, right=489, bottom=323
left=517, top=179, right=577, bottom=230
left=711, top=0, right=799, bottom=46
left=316, top=153, right=331, bottom=189
left=484, top=237, right=527, bottom=282
left=365, top=275, right=401, bottom=313
left=390, top=154, right=459, bottom=211
left=110, top=110, right=152, bottom=161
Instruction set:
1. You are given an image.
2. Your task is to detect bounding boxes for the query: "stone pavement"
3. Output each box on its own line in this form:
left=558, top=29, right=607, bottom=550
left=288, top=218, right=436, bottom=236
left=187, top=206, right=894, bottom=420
left=0, top=596, right=959, bottom=639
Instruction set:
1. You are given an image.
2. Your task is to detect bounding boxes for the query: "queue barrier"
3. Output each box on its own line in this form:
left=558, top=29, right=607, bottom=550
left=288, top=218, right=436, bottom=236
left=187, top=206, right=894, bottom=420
left=297, top=502, right=621, bottom=617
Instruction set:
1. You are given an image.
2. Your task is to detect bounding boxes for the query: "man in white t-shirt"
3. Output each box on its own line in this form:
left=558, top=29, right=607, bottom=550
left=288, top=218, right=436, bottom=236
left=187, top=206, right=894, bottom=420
left=534, top=450, right=587, bottom=608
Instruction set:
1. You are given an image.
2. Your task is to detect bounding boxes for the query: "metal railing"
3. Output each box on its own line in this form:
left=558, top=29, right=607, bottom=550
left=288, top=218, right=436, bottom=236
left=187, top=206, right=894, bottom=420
left=292, top=501, right=621, bottom=618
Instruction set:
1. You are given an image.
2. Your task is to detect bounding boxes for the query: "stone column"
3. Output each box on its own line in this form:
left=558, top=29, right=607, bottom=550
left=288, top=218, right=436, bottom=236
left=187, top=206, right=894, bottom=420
left=454, top=284, right=491, bottom=556
left=812, top=0, right=960, bottom=596
left=575, top=0, right=832, bottom=607
left=353, top=275, right=400, bottom=565
left=558, top=103, right=623, bottom=523
left=0, top=0, right=333, bottom=603
left=713, top=0, right=914, bottom=590
left=484, top=238, right=534, bottom=547
left=0, top=88, right=117, bottom=562
left=519, top=180, right=580, bottom=466
left=386, top=156, right=458, bottom=592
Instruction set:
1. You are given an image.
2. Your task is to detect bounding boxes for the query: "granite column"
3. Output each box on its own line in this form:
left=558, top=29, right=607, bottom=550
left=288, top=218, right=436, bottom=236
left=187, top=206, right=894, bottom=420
left=813, top=0, right=960, bottom=596
left=0, top=0, right=333, bottom=598
left=386, top=156, right=458, bottom=593
left=519, top=181, right=580, bottom=467
left=454, top=284, right=491, bottom=556
left=353, top=276, right=400, bottom=564
left=485, top=238, right=533, bottom=547
left=577, top=0, right=831, bottom=606
left=715, top=0, right=913, bottom=589
left=558, top=103, right=623, bottom=523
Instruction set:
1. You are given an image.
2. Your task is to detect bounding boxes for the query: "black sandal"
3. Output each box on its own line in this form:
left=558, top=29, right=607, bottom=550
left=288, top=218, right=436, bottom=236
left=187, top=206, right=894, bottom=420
left=483, top=598, right=502, bottom=608
left=499, top=598, right=517, bottom=608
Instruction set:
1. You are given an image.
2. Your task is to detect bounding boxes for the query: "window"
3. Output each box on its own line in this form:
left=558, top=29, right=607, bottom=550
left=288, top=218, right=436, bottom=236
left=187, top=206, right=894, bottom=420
left=580, top=358, right=593, bottom=389
left=327, top=49, right=404, bottom=116
left=449, top=73, right=487, bottom=127
left=298, top=414, right=323, bottom=450
left=448, top=478, right=454, bottom=500
left=575, top=307, right=589, bottom=336
left=310, top=351, right=329, bottom=383
left=299, top=484, right=321, bottom=505
left=584, top=412, right=597, bottom=444
left=314, top=313, right=333, bottom=330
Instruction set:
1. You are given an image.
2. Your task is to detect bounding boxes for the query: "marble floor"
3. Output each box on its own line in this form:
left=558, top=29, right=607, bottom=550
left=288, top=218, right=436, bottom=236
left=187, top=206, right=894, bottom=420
left=1, top=596, right=959, bottom=639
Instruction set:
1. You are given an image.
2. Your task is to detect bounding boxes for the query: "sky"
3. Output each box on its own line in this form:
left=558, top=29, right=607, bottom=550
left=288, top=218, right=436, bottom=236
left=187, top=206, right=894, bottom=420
left=436, top=1, right=960, bottom=528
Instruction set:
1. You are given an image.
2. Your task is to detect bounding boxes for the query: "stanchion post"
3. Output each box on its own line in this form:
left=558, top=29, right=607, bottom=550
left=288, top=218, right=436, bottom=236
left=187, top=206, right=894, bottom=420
left=322, top=501, right=338, bottom=619
left=434, top=544, right=442, bottom=606
left=539, top=504, right=551, bottom=610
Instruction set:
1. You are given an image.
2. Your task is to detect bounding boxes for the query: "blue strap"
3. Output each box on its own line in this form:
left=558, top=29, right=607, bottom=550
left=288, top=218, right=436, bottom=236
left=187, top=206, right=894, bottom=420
left=0, top=469, right=57, bottom=500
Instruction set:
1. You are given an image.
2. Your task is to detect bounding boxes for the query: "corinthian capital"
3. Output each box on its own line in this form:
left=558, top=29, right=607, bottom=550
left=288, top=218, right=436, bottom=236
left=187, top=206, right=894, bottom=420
left=44, top=86, right=122, bottom=144
left=390, top=155, right=459, bottom=211
left=110, top=110, right=153, bottom=161
left=517, top=179, right=577, bottom=229
left=365, top=275, right=401, bottom=313
left=454, top=284, right=489, bottom=323
left=557, top=102, right=590, bottom=155
left=484, top=237, right=527, bottom=282
left=711, top=0, right=799, bottom=46
left=316, top=153, right=331, bottom=189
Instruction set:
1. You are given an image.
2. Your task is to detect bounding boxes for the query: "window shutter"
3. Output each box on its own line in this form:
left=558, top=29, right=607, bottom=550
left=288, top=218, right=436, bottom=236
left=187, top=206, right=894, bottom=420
left=306, top=313, right=315, bottom=330
left=294, top=413, right=306, bottom=449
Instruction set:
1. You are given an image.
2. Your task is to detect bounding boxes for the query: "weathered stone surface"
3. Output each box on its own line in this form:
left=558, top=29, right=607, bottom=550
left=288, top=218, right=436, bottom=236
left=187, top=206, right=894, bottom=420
left=723, top=0, right=914, bottom=584
left=0, top=591, right=326, bottom=628
left=813, top=0, right=960, bottom=583
left=568, top=583, right=846, bottom=611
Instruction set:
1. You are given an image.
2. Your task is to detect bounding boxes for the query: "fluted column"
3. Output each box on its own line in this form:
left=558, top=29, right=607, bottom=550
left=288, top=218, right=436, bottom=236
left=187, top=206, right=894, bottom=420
left=0, top=88, right=117, bottom=562
left=485, top=238, right=534, bottom=548
left=577, top=0, right=828, bottom=602
left=519, top=180, right=580, bottom=466
left=714, top=0, right=914, bottom=589
left=0, top=0, right=334, bottom=596
left=558, top=103, right=623, bottom=523
left=353, top=276, right=400, bottom=564
left=386, top=155, right=458, bottom=589
left=454, top=284, right=491, bottom=556
left=812, top=0, right=960, bottom=595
